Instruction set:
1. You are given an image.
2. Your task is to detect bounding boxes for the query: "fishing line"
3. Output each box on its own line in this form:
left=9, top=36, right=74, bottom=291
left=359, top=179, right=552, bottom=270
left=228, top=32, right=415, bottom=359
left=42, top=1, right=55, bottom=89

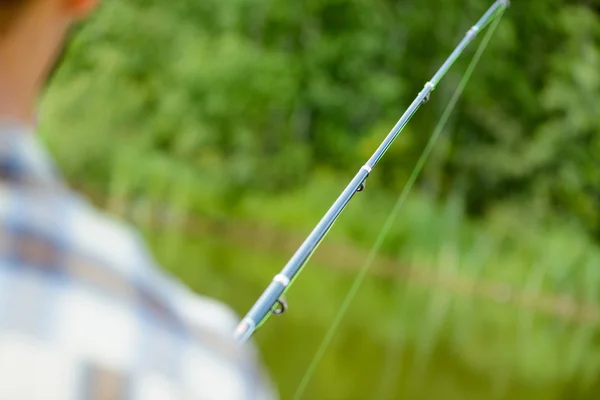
left=294, top=8, right=506, bottom=400
left=374, top=14, right=506, bottom=399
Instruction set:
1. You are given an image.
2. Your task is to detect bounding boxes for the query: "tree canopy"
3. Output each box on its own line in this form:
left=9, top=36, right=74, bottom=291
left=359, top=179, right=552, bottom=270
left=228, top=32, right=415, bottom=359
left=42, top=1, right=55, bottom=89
left=45, top=0, right=600, bottom=237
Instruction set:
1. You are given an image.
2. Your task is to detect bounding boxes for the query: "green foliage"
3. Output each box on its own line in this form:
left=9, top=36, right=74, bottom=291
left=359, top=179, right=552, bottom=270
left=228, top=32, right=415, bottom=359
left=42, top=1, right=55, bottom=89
left=42, top=0, right=600, bottom=236
left=37, top=0, right=600, bottom=398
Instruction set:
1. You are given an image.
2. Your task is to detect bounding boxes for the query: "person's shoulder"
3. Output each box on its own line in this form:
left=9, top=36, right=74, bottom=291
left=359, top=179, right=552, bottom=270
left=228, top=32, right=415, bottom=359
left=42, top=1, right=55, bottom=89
left=67, top=194, right=279, bottom=398
left=0, top=181, right=237, bottom=333
left=0, top=182, right=240, bottom=336
left=0, top=185, right=278, bottom=399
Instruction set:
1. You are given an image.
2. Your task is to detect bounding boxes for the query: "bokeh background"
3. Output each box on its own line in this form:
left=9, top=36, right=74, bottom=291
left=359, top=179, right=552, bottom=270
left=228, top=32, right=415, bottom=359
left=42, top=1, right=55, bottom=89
left=39, top=0, right=600, bottom=399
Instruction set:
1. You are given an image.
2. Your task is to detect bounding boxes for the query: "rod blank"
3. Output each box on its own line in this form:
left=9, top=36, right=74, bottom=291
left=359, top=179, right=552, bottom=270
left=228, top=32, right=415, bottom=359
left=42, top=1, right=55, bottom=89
left=234, top=0, right=509, bottom=343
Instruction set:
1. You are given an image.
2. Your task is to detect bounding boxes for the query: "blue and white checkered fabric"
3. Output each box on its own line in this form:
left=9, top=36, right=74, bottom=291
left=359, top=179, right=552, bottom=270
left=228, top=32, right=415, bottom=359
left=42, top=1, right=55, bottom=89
left=0, top=121, right=277, bottom=400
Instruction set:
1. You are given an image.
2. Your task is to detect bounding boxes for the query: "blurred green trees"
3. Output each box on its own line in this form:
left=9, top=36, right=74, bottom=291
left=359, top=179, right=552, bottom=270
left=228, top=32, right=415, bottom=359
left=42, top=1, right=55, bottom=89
left=38, top=0, right=600, bottom=398
left=43, top=0, right=600, bottom=237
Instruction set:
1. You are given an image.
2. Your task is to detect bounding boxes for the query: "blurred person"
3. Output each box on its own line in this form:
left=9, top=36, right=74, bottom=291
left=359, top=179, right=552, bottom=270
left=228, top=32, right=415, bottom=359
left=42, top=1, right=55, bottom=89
left=0, top=0, right=277, bottom=399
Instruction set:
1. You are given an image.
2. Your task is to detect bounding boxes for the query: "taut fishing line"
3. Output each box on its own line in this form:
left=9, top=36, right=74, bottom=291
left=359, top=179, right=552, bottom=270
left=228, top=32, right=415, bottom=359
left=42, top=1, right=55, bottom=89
left=373, top=11, right=506, bottom=400
left=294, top=10, right=507, bottom=398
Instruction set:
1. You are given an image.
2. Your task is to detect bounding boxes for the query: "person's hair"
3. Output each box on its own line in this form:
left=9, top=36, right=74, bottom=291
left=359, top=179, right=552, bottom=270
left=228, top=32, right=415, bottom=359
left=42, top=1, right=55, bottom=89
left=0, top=0, right=30, bottom=36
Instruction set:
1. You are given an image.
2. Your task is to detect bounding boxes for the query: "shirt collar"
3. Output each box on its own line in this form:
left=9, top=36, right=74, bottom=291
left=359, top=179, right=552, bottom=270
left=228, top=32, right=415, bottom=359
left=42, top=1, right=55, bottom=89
left=0, top=120, right=64, bottom=190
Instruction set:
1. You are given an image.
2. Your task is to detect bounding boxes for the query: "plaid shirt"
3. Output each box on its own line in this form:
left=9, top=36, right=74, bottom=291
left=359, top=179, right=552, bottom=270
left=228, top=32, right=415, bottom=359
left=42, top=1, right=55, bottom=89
left=0, top=121, right=277, bottom=400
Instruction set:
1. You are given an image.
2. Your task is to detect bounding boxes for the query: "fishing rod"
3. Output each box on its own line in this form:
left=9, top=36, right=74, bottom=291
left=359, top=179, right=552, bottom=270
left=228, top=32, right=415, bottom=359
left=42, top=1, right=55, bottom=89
left=234, top=0, right=510, bottom=343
